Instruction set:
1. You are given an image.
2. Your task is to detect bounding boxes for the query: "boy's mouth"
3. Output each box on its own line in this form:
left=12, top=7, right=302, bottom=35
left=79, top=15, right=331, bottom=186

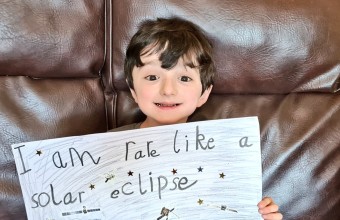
left=155, top=103, right=180, bottom=107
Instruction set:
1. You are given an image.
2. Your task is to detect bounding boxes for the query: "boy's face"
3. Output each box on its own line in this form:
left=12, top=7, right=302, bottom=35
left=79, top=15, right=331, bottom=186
left=130, top=51, right=212, bottom=128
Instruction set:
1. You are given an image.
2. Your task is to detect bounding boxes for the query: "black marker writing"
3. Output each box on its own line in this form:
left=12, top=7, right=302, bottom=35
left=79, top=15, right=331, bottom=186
left=53, top=151, right=67, bottom=168
left=125, top=141, right=160, bottom=161
left=69, top=148, right=101, bottom=166
left=239, top=136, right=253, bottom=147
left=31, top=184, right=84, bottom=208
left=13, top=145, right=32, bottom=175
left=173, top=126, right=215, bottom=153
left=110, top=172, right=198, bottom=200
left=52, top=148, right=101, bottom=168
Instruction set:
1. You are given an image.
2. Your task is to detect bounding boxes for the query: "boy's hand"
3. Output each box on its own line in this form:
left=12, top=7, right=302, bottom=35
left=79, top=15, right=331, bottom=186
left=257, top=197, right=283, bottom=220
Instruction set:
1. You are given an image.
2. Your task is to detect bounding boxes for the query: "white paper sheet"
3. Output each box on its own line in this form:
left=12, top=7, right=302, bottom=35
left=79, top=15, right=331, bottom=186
left=12, top=117, right=262, bottom=220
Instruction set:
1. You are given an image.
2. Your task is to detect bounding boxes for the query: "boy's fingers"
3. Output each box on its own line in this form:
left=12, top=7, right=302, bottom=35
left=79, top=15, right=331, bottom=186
left=257, top=197, right=283, bottom=219
left=259, top=203, right=279, bottom=214
left=257, top=197, right=273, bottom=208
left=261, top=212, right=283, bottom=220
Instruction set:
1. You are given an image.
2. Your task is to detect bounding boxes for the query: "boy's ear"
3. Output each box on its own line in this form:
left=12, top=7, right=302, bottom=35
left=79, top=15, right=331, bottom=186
left=127, top=79, right=138, bottom=103
left=197, top=85, right=213, bottom=107
left=129, top=87, right=138, bottom=103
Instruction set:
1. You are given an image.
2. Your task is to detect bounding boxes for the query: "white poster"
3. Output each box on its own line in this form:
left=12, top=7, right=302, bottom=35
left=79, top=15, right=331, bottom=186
left=12, top=117, right=262, bottom=220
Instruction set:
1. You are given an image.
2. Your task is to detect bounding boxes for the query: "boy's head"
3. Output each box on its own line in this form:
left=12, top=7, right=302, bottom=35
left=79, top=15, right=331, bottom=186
left=124, top=17, right=215, bottom=93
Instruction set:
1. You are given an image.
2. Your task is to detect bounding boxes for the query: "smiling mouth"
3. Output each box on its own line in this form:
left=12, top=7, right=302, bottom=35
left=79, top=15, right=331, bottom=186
left=155, top=103, right=180, bottom=107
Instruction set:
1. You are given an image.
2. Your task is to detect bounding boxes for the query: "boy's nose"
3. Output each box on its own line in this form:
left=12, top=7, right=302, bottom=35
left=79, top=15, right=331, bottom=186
left=160, top=78, right=177, bottom=96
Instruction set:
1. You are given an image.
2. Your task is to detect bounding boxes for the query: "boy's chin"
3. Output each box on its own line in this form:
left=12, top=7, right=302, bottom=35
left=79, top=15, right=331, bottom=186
left=143, top=118, right=188, bottom=127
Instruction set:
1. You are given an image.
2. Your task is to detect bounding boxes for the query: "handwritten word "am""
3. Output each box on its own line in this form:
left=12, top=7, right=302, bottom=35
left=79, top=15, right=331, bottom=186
left=52, top=148, right=101, bottom=168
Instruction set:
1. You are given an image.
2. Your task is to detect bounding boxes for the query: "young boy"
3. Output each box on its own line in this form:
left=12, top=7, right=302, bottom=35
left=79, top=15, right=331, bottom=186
left=112, top=17, right=283, bottom=220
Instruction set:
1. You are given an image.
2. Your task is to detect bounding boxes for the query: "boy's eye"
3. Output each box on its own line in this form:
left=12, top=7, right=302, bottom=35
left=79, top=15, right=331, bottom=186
left=145, top=75, right=159, bottom=81
left=179, top=76, right=192, bottom=82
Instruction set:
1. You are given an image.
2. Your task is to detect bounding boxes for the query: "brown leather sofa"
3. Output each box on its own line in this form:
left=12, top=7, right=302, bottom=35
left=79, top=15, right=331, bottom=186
left=0, top=1, right=339, bottom=219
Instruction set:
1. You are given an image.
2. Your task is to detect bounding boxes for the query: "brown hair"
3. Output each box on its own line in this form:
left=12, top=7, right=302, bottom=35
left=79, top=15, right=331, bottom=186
left=124, top=17, right=215, bottom=92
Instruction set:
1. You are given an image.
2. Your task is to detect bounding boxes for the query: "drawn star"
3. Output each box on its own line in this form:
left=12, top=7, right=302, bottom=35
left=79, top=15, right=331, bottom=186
left=89, top=184, right=95, bottom=190
left=171, top=168, right=177, bottom=175
left=128, top=170, right=134, bottom=176
left=197, top=166, right=203, bottom=172
left=219, top=172, right=225, bottom=179
left=197, top=199, right=203, bottom=205
left=36, top=150, right=42, bottom=156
